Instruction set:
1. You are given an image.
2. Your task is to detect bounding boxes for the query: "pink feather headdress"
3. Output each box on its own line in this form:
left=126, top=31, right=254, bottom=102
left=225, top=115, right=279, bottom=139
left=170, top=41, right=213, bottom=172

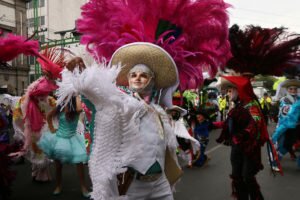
left=76, top=0, right=232, bottom=90
left=0, top=33, right=39, bottom=62
left=227, top=24, right=300, bottom=76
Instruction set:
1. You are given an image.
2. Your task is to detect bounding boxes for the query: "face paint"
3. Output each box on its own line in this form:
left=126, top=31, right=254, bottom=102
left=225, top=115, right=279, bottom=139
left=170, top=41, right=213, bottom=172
left=227, top=87, right=238, bottom=101
left=287, top=86, right=298, bottom=96
left=127, top=64, right=155, bottom=93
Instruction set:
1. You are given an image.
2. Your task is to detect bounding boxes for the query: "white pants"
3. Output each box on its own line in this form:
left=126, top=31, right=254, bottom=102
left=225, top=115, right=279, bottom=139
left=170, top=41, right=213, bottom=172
left=126, top=173, right=174, bottom=200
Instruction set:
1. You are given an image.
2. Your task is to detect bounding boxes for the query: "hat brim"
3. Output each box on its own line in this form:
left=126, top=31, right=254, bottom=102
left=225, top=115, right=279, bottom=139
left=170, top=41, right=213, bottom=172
left=215, top=76, right=236, bottom=91
left=166, top=106, right=187, bottom=117
left=281, top=79, right=300, bottom=88
left=110, top=42, right=178, bottom=89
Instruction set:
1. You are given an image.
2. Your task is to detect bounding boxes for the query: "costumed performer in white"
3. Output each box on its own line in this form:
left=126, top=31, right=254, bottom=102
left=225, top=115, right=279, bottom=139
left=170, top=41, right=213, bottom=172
left=166, top=106, right=200, bottom=167
left=57, top=42, right=182, bottom=200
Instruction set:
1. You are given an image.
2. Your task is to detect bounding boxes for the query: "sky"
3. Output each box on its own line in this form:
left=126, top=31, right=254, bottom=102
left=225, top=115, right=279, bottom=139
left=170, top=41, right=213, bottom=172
left=225, top=0, right=300, bottom=33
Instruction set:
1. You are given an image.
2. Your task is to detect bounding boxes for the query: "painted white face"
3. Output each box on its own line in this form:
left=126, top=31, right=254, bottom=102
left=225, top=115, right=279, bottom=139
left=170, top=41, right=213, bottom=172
left=287, top=86, right=298, bottom=96
left=128, top=71, right=152, bottom=92
left=227, top=87, right=238, bottom=101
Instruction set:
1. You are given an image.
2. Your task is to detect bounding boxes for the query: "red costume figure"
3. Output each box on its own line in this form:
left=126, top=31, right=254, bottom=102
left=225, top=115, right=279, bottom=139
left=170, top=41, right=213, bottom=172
left=216, top=76, right=269, bottom=200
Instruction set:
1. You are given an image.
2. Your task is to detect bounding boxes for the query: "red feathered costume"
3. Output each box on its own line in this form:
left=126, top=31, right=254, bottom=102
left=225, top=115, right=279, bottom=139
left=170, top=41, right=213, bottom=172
left=216, top=76, right=268, bottom=200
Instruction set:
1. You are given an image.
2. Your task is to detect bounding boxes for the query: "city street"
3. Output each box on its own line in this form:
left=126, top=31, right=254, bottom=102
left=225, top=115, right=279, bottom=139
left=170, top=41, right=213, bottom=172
left=1, top=1, right=300, bottom=200
left=10, top=123, right=300, bottom=200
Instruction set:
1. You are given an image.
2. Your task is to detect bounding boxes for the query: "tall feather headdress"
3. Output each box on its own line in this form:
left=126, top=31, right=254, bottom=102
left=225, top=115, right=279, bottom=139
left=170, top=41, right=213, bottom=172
left=36, top=47, right=68, bottom=79
left=76, top=0, right=232, bottom=90
left=227, top=24, right=300, bottom=76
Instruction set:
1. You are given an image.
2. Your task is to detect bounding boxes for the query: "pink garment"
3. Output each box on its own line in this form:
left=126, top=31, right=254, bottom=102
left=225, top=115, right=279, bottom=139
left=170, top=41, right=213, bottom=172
left=25, top=77, right=58, bottom=133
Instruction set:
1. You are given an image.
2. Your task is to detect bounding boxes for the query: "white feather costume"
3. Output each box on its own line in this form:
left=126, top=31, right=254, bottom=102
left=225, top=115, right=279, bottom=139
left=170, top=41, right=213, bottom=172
left=56, top=63, right=178, bottom=200
left=172, top=119, right=199, bottom=145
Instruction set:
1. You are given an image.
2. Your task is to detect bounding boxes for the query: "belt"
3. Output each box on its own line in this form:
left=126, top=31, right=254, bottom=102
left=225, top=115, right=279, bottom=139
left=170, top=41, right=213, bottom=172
left=135, top=172, right=162, bottom=182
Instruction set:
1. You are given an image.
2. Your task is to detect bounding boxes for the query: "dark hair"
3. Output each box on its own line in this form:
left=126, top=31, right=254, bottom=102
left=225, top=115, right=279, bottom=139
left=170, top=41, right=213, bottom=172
left=56, top=96, right=78, bottom=121
left=171, top=111, right=181, bottom=121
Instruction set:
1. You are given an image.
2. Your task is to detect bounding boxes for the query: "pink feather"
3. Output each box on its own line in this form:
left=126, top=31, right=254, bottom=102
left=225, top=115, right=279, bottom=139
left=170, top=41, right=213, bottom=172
left=77, top=0, right=231, bottom=90
left=0, top=33, right=39, bottom=62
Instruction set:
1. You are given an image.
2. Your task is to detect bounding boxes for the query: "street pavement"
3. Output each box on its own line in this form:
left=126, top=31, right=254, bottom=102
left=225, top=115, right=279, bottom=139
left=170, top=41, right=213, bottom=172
left=174, top=122, right=300, bottom=200
left=10, top=122, right=300, bottom=200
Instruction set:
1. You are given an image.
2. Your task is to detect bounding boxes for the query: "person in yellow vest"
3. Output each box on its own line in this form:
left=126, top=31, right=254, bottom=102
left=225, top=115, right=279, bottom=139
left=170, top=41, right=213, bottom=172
left=260, top=92, right=272, bottom=124
left=218, top=94, right=227, bottom=121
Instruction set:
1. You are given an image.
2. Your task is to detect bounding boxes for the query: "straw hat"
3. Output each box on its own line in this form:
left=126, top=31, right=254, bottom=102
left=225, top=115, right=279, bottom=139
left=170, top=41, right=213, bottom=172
left=166, top=106, right=187, bottom=117
left=281, top=79, right=300, bottom=88
left=110, top=42, right=178, bottom=89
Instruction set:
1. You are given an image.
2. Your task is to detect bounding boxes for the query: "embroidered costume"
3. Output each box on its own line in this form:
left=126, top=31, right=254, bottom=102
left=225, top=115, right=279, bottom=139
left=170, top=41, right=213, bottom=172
left=57, top=43, right=182, bottom=199
left=69, top=0, right=231, bottom=199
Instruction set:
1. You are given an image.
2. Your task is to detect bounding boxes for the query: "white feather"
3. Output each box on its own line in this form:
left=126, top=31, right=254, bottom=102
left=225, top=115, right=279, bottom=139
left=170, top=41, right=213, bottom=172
left=56, top=62, right=148, bottom=199
left=173, top=119, right=200, bottom=147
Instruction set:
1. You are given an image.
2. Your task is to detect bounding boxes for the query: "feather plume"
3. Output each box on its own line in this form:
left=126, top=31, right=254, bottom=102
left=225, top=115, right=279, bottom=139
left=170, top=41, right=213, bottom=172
left=77, top=0, right=231, bottom=90
left=0, top=33, right=39, bottom=62
left=36, top=47, right=67, bottom=79
left=227, top=24, right=300, bottom=76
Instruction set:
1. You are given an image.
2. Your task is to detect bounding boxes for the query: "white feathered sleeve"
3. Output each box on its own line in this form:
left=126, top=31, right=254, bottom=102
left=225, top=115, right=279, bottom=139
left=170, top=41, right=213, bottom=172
left=174, top=119, right=200, bottom=147
left=56, top=64, right=147, bottom=200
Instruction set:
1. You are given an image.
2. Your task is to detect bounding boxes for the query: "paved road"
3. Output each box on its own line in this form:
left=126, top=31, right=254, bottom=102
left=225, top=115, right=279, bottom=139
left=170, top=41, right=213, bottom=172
left=174, top=123, right=300, bottom=200
left=10, top=122, right=300, bottom=200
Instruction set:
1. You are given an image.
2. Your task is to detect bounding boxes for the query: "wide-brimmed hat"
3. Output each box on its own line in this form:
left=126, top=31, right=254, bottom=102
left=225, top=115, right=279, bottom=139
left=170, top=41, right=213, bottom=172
left=166, top=106, right=187, bottom=117
left=110, top=42, right=178, bottom=89
left=281, top=79, right=300, bottom=88
left=216, top=76, right=257, bottom=103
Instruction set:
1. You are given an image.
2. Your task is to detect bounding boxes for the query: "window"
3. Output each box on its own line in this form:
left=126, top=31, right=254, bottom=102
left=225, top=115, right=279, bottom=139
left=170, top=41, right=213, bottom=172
left=28, top=56, right=35, bottom=65
left=26, top=0, right=45, bottom=9
left=22, top=81, right=25, bottom=93
left=39, top=35, right=45, bottom=43
left=39, top=16, right=45, bottom=26
left=26, top=1, right=33, bottom=9
left=27, top=18, right=34, bottom=28
left=29, top=74, right=35, bottom=83
left=39, top=0, right=45, bottom=7
left=27, top=16, right=45, bottom=27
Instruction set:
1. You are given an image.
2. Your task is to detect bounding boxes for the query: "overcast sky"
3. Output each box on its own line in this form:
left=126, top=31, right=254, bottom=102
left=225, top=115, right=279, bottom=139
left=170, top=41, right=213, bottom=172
left=225, top=0, right=300, bottom=33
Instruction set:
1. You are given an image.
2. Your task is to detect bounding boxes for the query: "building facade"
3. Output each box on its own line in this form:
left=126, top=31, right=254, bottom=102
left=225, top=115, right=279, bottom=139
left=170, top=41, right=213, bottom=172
left=26, top=0, right=87, bottom=82
left=0, top=0, right=29, bottom=95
